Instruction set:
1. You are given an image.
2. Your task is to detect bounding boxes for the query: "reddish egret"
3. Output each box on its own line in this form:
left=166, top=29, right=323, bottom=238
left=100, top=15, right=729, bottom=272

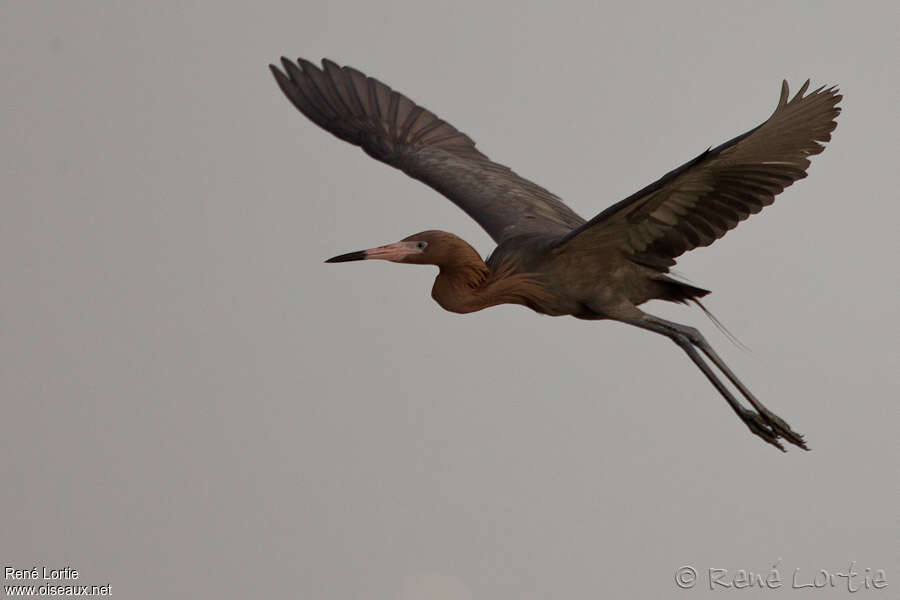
left=270, top=57, right=840, bottom=451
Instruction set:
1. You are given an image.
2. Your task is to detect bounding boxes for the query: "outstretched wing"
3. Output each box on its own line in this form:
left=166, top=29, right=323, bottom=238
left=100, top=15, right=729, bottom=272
left=270, top=58, right=585, bottom=243
left=555, top=80, right=841, bottom=269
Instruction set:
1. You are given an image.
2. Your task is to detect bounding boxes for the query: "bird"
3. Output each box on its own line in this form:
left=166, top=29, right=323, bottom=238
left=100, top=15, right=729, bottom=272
left=269, top=57, right=840, bottom=452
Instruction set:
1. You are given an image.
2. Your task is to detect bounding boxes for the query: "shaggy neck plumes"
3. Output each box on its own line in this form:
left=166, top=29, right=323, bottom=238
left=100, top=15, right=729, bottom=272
left=431, top=255, right=549, bottom=315
left=399, top=231, right=548, bottom=314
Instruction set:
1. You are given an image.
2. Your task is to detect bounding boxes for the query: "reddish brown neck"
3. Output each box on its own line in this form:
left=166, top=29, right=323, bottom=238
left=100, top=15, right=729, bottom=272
left=431, top=262, right=490, bottom=313
left=430, top=257, right=549, bottom=315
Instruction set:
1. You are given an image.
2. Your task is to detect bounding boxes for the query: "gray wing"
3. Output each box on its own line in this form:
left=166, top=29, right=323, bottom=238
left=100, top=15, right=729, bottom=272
left=270, top=58, right=585, bottom=243
left=555, top=80, right=841, bottom=269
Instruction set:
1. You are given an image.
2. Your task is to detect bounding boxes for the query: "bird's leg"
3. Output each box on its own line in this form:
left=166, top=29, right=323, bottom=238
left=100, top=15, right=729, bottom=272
left=641, top=314, right=807, bottom=450
left=619, top=314, right=796, bottom=451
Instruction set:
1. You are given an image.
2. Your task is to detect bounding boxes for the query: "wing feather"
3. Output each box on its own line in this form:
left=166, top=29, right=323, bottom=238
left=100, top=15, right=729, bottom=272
left=557, top=80, right=841, bottom=267
left=271, top=58, right=585, bottom=242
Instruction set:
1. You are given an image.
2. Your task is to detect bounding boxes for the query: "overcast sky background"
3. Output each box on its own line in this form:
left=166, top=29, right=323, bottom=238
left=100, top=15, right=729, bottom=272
left=2, top=1, right=897, bottom=598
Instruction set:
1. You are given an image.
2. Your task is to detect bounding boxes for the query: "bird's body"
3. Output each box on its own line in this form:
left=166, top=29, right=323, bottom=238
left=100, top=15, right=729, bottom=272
left=271, top=57, right=841, bottom=451
left=425, top=232, right=672, bottom=319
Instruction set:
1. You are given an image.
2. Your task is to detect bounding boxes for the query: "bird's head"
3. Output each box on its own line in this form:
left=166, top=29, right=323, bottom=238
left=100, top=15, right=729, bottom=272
left=325, top=230, right=479, bottom=267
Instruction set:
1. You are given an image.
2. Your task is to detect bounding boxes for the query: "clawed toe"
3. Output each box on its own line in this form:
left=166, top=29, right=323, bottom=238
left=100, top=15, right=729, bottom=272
left=742, top=411, right=786, bottom=451
left=757, top=408, right=809, bottom=450
left=740, top=409, right=808, bottom=452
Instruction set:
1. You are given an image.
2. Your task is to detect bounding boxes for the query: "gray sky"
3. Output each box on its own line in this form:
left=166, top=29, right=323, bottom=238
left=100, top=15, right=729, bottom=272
left=2, top=1, right=897, bottom=598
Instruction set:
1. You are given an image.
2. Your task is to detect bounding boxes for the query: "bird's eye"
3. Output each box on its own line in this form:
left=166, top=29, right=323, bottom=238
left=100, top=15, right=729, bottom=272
left=416, top=241, right=427, bottom=250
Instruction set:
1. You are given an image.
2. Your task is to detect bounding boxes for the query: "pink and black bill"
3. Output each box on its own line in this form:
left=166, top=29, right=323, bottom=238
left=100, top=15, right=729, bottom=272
left=325, top=250, right=367, bottom=263
left=324, top=240, right=424, bottom=264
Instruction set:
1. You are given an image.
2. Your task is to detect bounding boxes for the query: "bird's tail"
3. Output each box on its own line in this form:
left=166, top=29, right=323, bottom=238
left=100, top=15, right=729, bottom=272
left=655, top=274, right=748, bottom=350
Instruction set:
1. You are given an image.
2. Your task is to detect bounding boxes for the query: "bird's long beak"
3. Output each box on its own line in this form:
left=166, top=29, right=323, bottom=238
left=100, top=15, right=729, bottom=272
left=325, top=241, right=420, bottom=263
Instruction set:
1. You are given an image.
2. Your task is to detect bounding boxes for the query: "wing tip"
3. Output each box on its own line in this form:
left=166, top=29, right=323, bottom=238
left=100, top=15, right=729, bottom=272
left=774, top=77, right=843, bottom=120
left=296, top=57, right=320, bottom=74
left=270, top=61, right=294, bottom=91
left=779, top=80, right=789, bottom=107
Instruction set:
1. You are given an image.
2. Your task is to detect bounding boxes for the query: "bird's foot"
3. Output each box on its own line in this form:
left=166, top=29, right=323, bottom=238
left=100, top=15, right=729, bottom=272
left=756, top=407, right=808, bottom=451
left=740, top=408, right=808, bottom=452
left=741, top=409, right=786, bottom=452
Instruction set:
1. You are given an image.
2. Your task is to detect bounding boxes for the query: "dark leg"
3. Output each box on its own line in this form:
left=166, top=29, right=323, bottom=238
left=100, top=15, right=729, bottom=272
left=621, top=313, right=807, bottom=451
left=644, top=314, right=807, bottom=449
